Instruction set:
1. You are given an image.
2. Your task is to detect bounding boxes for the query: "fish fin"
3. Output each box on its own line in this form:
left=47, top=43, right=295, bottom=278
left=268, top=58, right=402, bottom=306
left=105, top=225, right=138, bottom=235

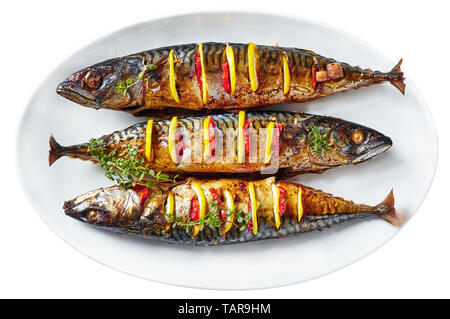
left=376, top=189, right=398, bottom=226
left=49, top=135, right=65, bottom=166
left=389, top=59, right=405, bottom=95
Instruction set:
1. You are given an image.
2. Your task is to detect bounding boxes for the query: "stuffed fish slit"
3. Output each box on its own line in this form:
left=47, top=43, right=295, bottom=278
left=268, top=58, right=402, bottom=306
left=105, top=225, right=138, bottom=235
left=49, top=111, right=392, bottom=178
left=63, top=177, right=397, bottom=246
left=56, top=42, right=405, bottom=115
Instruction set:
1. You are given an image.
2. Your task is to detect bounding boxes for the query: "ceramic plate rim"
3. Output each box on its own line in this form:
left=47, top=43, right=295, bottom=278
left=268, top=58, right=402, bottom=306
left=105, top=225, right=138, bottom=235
left=15, top=11, right=439, bottom=290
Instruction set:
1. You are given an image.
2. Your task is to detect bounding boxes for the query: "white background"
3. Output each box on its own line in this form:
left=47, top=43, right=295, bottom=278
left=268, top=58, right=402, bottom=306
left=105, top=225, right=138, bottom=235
left=1, top=0, right=448, bottom=298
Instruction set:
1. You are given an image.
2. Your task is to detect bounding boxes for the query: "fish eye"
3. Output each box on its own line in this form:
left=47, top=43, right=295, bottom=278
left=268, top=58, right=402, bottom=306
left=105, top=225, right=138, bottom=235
left=351, top=129, right=365, bottom=144
left=84, top=71, right=102, bottom=89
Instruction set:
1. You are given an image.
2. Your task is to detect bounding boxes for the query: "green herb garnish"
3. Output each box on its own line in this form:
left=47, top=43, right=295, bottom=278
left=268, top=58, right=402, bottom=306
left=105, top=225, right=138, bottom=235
left=87, top=138, right=177, bottom=189
left=308, top=123, right=330, bottom=155
left=116, top=59, right=157, bottom=96
left=166, top=199, right=250, bottom=234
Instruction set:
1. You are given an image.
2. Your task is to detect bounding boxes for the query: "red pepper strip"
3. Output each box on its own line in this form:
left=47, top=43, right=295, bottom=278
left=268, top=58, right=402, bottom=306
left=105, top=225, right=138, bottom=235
left=174, top=130, right=184, bottom=158
left=209, top=188, right=226, bottom=220
left=277, top=124, right=283, bottom=135
left=132, top=184, right=150, bottom=207
left=270, top=124, right=283, bottom=157
left=195, top=50, right=203, bottom=90
left=222, top=62, right=231, bottom=94
left=243, top=119, right=251, bottom=153
left=279, top=186, right=287, bottom=217
left=208, top=117, right=216, bottom=156
left=312, top=64, right=318, bottom=90
left=190, top=195, right=200, bottom=221
left=246, top=202, right=253, bottom=231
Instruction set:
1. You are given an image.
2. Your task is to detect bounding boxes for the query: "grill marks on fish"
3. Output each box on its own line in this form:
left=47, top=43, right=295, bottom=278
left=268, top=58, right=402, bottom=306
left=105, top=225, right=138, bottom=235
left=63, top=177, right=397, bottom=246
left=57, top=42, right=404, bottom=114
left=48, top=111, right=393, bottom=178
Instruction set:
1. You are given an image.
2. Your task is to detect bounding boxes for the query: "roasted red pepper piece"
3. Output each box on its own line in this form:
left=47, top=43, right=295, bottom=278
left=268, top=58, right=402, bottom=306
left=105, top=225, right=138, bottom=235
left=209, top=188, right=226, bottom=220
left=208, top=117, right=216, bottom=156
left=222, top=62, right=231, bottom=94
left=190, top=195, right=200, bottom=221
left=243, top=119, right=251, bottom=153
left=195, top=50, right=203, bottom=90
left=246, top=218, right=253, bottom=232
left=132, top=184, right=150, bottom=207
left=174, top=130, right=184, bottom=157
left=277, top=124, right=283, bottom=135
left=279, top=186, right=287, bottom=217
left=246, top=201, right=253, bottom=231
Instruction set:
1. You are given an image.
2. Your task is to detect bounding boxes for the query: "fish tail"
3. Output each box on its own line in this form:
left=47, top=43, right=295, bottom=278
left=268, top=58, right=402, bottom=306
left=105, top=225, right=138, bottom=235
left=376, top=189, right=398, bottom=226
left=49, top=135, right=66, bottom=166
left=388, top=59, right=405, bottom=95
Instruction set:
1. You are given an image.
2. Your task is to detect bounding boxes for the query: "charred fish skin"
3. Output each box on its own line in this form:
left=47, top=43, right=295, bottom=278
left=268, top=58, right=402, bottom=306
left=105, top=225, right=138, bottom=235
left=63, top=177, right=397, bottom=246
left=49, top=111, right=392, bottom=177
left=56, top=42, right=405, bottom=114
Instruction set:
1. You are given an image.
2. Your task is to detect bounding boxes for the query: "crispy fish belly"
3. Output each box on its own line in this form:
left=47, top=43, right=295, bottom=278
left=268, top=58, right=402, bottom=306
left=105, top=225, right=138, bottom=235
left=63, top=177, right=398, bottom=246
left=56, top=42, right=405, bottom=115
left=49, top=111, right=392, bottom=178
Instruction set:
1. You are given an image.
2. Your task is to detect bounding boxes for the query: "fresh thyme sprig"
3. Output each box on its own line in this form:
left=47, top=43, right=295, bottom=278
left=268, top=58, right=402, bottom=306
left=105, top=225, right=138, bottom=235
left=236, top=209, right=252, bottom=231
left=116, top=59, right=157, bottom=96
left=308, top=123, right=330, bottom=155
left=87, top=138, right=177, bottom=189
left=166, top=199, right=250, bottom=234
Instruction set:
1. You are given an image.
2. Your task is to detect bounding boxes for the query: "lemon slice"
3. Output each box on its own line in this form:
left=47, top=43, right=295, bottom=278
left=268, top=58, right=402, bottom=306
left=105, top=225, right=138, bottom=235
left=237, top=111, right=245, bottom=163
left=248, top=42, right=259, bottom=92
left=165, top=191, right=174, bottom=232
left=191, top=182, right=206, bottom=237
left=225, top=44, right=236, bottom=96
left=198, top=43, right=208, bottom=104
left=298, top=186, right=304, bottom=222
left=168, top=50, right=180, bottom=103
left=248, top=182, right=258, bottom=235
left=221, top=189, right=235, bottom=235
left=145, top=119, right=153, bottom=162
left=203, top=116, right=211, bottom=157
left=272, top=184, right=282, bottom=229
left=282, top=53, right=291, bottom=95
left=168, top=116, right=178, bottom=163
left=264, top=121, right=275, bottom=164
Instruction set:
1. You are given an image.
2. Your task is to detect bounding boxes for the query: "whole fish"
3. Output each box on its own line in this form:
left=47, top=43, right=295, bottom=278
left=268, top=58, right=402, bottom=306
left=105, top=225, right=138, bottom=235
left=56, top=42, right=405, bottom=116
left=49, top=111, right=392, bottom=178
left=63, top=177, right=397, bottom=245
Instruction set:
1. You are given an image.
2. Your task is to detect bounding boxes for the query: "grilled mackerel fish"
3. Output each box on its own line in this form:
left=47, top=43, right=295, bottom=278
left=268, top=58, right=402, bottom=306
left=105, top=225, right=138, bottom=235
left=56, top=42, right=405, bottom=116
left=49, top=111, right=392, bottom=178
left=64, top=177, right=397, bottom=245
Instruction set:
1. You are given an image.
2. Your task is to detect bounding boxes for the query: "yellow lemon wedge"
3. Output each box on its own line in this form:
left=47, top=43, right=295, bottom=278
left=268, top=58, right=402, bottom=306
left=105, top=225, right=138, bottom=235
left=168, top=50, right=180, bottom=103
left=221, top=189, right=235, bottom=235
left=191, top=182, right=206, bottom=237
left=198, top=43, right=208, bottom=104
left=272, top=184, right=282, bottom=229
left=203, top=116, right=211, bottom=157
left=145, top=119, right=153, bottom=162
left=225, top=44, right=236, bottom=96
left=238, top=111, right=245, bottom=163
left=264, top=121, right=275, bottom=164
left=165, top=191, right=174, bottom=232
left=298, top=186, right=304, bottom=222
left=248, top=182, right=258, bottom=235
left=168, top=116, right=178, bottom=163
left=282, top=53, right=291, bottom=95
left=248, top=42, right=259, bottom=92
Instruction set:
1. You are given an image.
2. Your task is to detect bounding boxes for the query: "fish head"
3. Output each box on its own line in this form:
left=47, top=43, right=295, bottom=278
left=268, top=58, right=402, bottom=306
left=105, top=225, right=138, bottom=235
left=306, top=116, right=392, bottom=167
left=63, top=186, right=142, bottom=227
left=56, top=57, right=145, bottom=109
